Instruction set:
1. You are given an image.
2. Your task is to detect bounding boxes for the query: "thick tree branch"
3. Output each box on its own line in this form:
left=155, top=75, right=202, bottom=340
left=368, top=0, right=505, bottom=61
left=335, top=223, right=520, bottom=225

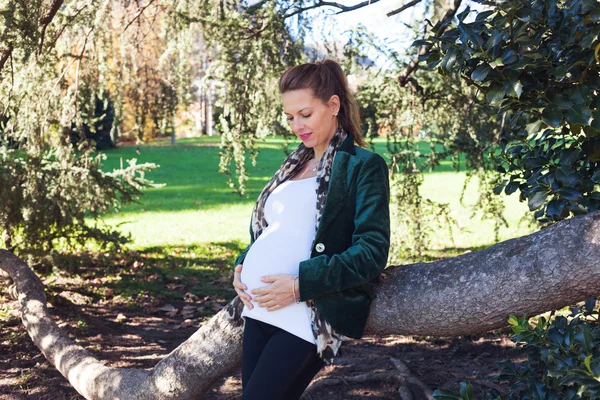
left=367, top=211, right=600, bottom=336
left=123, top=0, right=158, bottom=33
left=1, top=211, right=599, bottom=399
left=387, top=0, right=423, bottom=17
left=398, top=0, right=462, bottom=86
left=283, top=0, right=385, bottom=19
left=38, top=0, right=65, bottom=55
left=0, top=46, right=13, bottom=77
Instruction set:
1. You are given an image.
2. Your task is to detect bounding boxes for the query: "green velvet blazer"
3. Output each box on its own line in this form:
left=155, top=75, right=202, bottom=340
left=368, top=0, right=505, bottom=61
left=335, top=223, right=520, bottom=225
left=233, top=133, right=390, bottom=339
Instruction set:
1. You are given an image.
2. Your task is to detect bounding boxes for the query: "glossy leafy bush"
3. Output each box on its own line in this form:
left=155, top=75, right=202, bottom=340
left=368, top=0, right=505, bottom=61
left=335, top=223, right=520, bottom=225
left=421, top=0, right=600, bottom=223
left=434, top=300, right=600, bottom=399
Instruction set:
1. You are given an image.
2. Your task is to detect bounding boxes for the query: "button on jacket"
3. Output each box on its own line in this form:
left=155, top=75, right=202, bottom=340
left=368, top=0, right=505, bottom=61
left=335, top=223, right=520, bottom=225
left=233, top=133, right=390, bottom=339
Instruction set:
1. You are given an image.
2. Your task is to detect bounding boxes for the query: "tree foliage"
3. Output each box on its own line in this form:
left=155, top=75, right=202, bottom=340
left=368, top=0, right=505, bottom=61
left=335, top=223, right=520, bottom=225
left=422, top=0, right=600, bottom=224
left=341, top=24, right=505, bottom=260
left=417, top=0, right=600, bottom=396
left=0, top=0, right=168, bottom=255
left=187, top=1, right=303, bottom=194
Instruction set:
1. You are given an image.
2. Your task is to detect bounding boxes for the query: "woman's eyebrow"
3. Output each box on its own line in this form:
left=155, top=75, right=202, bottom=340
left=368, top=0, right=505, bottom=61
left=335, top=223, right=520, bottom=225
left=284, top=107, right=313, bottom=115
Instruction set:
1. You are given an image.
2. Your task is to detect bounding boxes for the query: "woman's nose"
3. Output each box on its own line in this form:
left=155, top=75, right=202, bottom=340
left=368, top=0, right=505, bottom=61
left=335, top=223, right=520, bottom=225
left=291, top=118, right=304, bottom=133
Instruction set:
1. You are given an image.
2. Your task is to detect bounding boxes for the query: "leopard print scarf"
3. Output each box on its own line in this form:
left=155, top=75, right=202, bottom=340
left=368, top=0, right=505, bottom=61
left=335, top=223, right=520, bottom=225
left=249, top=126, right=347, bottom=364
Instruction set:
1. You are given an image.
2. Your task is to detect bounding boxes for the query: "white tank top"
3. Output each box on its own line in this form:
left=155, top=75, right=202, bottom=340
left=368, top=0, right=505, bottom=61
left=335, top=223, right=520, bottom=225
left=240, top=176, right=317, bottom=344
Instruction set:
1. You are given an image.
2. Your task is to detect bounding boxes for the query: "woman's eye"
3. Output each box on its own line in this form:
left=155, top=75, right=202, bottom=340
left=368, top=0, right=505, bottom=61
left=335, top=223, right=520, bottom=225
left=286, top=114, right=311, bottom=121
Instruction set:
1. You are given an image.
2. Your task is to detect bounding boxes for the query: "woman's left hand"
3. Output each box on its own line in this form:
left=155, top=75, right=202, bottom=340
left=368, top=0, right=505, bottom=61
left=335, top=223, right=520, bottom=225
left=251, top=274, right=298, bottom=311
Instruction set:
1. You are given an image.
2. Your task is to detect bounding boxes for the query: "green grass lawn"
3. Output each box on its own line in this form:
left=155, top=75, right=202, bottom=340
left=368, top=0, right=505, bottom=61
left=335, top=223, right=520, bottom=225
left=0, top=135, right=538, bottom=326
left=98, top=135, right=535, bottom=253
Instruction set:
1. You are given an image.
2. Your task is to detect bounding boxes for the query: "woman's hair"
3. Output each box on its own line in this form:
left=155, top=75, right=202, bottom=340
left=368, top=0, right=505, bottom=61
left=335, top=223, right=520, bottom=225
left=278, top=59, right=366, bottom=147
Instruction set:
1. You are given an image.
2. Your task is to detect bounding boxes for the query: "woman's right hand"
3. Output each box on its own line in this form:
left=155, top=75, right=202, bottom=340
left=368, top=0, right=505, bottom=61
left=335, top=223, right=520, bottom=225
left=233, top=264, right=253, bottom=310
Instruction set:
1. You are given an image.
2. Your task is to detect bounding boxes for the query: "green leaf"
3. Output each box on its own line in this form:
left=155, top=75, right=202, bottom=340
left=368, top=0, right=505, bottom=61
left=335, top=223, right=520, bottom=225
left=505, top=73, right=523, bottom=98
left=590, top=111, right=600, bottom=135
left=585, top=355, right=593, bottom=374
left=559, top=148, right=580, bottom=166
left=523, top=50, right=545, bottom=59
left=542, top=106, right=563, bottom=128
left=486, top=85, right=507, bottom=106
left=505, top=181, right=520, bottom=195
left=441, top=48, right=458, bottom=71
left=583, top=125, right=600, bottom=138
left=489, top=57, right=504, bottom=68
left=486, top=29, right=503, bottom=52
left=584, top=297, right=596, bottom=312
left=592, top=170, right=600, bottom=183
left=432, top=389, right=461, bottom=400
left=551, top=94, right=574, bottom=110
left=530, top=381, right=547, bottom=400
left=493, top=181, right=506, bottom=195
left=528, top=190, right=549, bottom=211
left=513, top=79, right=523, bottom=98
left=567, top=107, right=592, bottom=126
left=575, top=324, right=594, bottom=353
left=556, top=166, right=579, bottom=187
left=570, top=85, right=592, bottom=105
left=459, top=382, right=474, bottom=400
left=456, top=5, right=471, bottom=22
left=501, top=49, right=518, bottom=65
left=546, top=199, right=564, bottom=216
left=475, top=10, right=495, bottom=22
left=471, top=64, right=491, bottom=82
left=526, top=120, right=543, bottom=135
left=558, top=187, right=583, bottom=201
left=524, top=156, right=547, bottom=169
left=412, top=39, right=433, bottom=47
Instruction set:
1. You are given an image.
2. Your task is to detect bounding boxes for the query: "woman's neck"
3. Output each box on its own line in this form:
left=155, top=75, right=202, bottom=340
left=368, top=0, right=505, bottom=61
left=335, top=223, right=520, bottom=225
left=313, top=148, right=325, bottom=162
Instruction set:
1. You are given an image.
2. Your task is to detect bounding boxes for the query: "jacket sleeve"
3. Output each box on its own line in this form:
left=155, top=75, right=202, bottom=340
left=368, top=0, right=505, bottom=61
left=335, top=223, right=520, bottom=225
left=298, top=153, right=390, bottom=301
left=232, top=221, right=255, bottom=269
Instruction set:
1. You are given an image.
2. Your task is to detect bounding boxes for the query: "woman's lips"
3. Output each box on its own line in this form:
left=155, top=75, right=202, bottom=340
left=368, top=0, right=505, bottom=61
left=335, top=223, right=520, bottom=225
left=299, top=133, right=312, bottom=141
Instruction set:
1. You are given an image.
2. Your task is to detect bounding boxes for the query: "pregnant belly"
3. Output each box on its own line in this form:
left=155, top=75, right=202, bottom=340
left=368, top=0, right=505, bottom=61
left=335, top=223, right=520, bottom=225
left=239, top=239, right=308, bottom=298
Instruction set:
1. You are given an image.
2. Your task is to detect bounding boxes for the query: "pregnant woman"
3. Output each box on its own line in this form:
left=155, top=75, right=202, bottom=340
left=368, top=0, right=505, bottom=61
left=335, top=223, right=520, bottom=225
left=231, top=59, right=390, bottom=400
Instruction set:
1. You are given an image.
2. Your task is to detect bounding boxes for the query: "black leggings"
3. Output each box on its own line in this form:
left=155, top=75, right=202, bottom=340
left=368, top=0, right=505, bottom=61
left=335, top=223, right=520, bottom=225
left=241, top=317, right=325, bottom=400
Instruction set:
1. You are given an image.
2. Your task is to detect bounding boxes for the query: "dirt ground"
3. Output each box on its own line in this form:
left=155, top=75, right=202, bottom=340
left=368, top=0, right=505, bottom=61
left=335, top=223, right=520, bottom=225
left=0, top=292, right=525, bottom=400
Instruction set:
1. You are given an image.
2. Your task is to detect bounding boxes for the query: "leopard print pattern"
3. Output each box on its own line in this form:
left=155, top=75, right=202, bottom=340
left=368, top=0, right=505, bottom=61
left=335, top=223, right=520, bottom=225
left=250, top=127, right=347, bottom=364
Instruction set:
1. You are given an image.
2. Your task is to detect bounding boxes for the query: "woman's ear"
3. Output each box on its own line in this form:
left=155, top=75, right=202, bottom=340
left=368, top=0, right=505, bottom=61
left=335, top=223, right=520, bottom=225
left=328, top=95, right=340, bottom=114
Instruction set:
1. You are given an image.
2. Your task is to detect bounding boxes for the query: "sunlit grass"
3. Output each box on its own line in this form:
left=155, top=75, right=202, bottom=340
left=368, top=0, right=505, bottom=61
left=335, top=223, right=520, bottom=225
left=98, top=135, right=534, bottom=251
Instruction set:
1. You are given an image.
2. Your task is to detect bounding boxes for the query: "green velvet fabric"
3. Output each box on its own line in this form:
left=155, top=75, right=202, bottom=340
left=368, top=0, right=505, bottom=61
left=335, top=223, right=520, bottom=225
left=233, top=134, right=391, bottom=339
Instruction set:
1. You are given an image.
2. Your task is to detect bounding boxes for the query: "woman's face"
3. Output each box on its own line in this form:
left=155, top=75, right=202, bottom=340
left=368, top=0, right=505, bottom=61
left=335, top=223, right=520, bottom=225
left=282, top=89, right=340, bottom=157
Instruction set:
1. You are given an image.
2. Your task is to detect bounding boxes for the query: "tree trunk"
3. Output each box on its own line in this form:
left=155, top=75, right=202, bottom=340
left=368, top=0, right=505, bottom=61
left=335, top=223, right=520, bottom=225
left=205, top=82, right=213, bottom=137
left=170, top=118, right=176, bottom=146
left=1, top=211, right=599, bottom=399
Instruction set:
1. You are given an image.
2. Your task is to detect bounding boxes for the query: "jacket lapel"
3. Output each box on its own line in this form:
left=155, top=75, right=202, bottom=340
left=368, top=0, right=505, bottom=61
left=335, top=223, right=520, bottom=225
left=314, top=134, right=355, bottom=238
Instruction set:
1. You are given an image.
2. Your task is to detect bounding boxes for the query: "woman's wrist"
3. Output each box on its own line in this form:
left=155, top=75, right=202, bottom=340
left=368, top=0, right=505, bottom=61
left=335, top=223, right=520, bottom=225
left=292, top=276, right=300, bottom=303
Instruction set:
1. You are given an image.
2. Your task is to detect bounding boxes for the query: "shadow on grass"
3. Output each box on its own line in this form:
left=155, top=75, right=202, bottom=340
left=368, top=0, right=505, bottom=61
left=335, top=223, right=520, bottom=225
left=39, top=241, right=249, bottom=308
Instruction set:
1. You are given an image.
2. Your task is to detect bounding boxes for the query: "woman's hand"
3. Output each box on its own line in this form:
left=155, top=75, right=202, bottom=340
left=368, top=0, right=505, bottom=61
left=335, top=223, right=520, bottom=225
left=232, top=264, right=253, bottom=310
left=251, top=274, right=299, bottom=311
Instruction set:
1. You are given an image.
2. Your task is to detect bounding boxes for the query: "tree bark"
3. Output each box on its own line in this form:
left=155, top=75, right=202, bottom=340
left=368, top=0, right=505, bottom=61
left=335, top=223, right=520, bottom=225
left=1, top=211, right=599, bottom=399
